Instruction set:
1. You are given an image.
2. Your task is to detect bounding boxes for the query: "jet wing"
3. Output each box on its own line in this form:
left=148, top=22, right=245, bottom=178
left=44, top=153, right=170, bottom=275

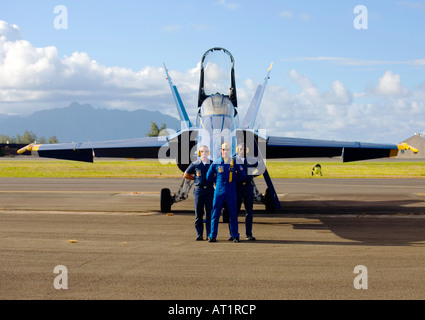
left=265, top=135, right=401, bottom=162
left=18, top=137, right=167, bottom=163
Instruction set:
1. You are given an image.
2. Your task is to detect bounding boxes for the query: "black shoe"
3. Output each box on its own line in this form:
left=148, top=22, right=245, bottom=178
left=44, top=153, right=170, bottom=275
left=196, top=235, right=203, bottom=241
left=233, top=238, right=240, bottom=243
left=208, top=238, right=216, bottom=242
left=246, top=236, right=256, bottom=241
left=228, top=236, right=234, bottom=241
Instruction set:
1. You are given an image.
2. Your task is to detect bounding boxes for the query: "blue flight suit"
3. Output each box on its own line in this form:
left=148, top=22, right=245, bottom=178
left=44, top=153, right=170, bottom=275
left=235, top=155, right=257, bottom=238
left=185, top=159, right=214, bottom=238
left=207, top=157, right=246, bottom=240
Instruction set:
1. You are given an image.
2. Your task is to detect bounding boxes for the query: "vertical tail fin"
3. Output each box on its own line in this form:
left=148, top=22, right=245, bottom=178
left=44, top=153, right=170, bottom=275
left=164, top=64, right=193, bottom=129
left=241, top=62, right=273, bottom=129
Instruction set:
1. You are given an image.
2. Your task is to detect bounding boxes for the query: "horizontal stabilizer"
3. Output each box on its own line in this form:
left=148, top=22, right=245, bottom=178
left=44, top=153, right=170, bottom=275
left=38, top=148, right=94, bottom=163
left=19, top=137, right=167, bottom=162
left=266, top=136, right=399, bottom=162
left=343, top=147, right=395, bottom=162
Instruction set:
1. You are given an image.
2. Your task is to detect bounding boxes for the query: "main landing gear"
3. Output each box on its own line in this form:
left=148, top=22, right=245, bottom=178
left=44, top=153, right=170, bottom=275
left=160, top=178, right=194, bottom=213
left=161, top=180, right=276, bottom=217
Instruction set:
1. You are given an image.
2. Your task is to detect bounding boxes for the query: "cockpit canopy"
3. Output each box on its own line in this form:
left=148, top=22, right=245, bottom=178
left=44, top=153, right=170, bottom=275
left=196, top=48, right=239, bottom=160
left=198, top=47, right=237, bottom=109
left=202, top=53, right=233, bottom=97
left=200, top=94, right=235, bottom=117
left=196, top=94, right=239, bottom=160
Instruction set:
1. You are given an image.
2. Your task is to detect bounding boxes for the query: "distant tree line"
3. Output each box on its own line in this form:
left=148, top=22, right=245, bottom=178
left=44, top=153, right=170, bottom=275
left=0, top=130, right=59, bottom=144
left=146, top=121, right=169, bottom=137
left=1, top=122, right=167, bottom=144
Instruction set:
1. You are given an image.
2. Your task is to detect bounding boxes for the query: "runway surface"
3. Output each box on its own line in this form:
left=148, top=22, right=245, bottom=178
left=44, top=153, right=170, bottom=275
left=1, top=177, right=425, bottom=300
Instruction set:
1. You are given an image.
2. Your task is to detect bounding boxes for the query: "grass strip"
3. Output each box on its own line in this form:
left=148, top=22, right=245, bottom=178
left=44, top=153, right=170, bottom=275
left=1, top=158, right=424, bottom=179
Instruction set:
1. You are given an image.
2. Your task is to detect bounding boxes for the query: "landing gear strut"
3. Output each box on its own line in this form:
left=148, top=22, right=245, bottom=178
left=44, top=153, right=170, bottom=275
left=160, top=178, right=194, bottom=213
left=161, top=171, right=280, bottom=213
left=264, top=188, right=275, bottom=212
left=252, top=180, right=276, bottom=212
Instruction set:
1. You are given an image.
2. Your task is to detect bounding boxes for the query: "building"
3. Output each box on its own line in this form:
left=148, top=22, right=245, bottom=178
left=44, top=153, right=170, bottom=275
left=397, top=133, right=425, bottom=159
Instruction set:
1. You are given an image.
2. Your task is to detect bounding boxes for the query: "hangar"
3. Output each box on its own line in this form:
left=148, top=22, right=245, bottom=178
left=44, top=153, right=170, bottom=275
left=397, top=133, right=425, bottom=159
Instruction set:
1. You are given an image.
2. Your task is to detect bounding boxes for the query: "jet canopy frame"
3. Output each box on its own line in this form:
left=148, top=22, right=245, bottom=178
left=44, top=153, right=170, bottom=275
left=198, top=47, right=237, bottom=109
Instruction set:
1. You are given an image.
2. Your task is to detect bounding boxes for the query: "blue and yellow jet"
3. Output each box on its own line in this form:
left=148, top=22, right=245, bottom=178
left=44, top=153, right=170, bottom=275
left=18, top=47, right=415, bottom=212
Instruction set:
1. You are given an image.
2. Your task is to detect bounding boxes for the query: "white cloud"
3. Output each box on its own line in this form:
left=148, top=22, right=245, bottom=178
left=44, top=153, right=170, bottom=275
left=253, top=69, right=425, bottom=143
left=162, top=24, right=183, bottom=34
left=161, top=23, right=214, bottom=34
left=372, top=70, right=408, bottom=96
left=398, top=1, right=425, bottom=12
left=215, top=0, right=238, bottom=10
left=376, top=71, right=407, bottom=96
left=300, top=13, right=311, bottom=21
left=0, top=39, right=60, bottom=89
left=282, top=56, right=425, bottom=67
left=0, top=20, right=22, bottom=41
left=0, top=21, right=179, bottom=116
left=289, top=69, right=320, bottom=100
left=411, top=59, right=425, bottom=65
left=323, top=81, right=353, bottom=105
left=279, top=11, right=294, bottom=19
left=278, top=10, right=310, bottom=21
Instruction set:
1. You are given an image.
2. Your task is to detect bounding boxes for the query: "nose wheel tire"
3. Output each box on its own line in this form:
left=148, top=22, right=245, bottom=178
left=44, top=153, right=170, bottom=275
left=264, top=188, right=275, bottom=212
left=160, top=188, right=172, bottom=213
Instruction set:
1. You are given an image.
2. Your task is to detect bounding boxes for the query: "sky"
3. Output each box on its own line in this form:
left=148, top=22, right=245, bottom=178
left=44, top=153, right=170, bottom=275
left=0, top=0, right=425, bottom=143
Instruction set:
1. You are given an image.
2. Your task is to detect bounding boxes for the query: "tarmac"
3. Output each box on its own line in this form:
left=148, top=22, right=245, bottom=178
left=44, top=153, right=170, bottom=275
left=1, top=177, right=425, bottom=301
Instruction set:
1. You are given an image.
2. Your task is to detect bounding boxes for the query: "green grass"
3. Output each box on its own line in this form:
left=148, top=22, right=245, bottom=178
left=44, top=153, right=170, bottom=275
left=0, top=159, right=182, bottom=178
left=1, top=158, right=424, bottom=179
left=265, top=160, right=425, bottom=178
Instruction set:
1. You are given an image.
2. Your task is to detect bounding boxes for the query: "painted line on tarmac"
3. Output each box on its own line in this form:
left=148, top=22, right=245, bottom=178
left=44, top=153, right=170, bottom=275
left=0, top=190, right=159, bottom=194
left=0, top=209, right=161, bottom=216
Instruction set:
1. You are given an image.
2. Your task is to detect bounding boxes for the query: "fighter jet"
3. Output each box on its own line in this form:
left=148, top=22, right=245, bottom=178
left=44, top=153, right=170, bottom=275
left=18, top=47, right=415, bottom=212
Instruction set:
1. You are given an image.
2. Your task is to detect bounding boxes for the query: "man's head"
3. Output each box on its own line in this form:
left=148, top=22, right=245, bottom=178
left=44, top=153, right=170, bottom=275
left=237, top=143, right=247, bottom=157
left=198, top=145, right=209, bottom=161
left=221, top=142, right=231, bottom=160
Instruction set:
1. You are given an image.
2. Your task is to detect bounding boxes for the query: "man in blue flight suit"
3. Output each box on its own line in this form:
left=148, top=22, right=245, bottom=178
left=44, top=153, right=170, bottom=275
left=207, top=142, right=246, bottom=242
left=184, top=145, right=214, bottom=241
left=235, top=143, right=262, bottom=241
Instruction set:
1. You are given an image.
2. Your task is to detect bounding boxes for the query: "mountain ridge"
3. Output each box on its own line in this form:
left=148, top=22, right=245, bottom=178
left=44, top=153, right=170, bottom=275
left=0, top=102, right=181, bottom=143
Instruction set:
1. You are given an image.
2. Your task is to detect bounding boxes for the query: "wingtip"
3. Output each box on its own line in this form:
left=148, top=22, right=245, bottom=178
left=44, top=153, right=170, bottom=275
left=17, top=143, right=34, bottom=154
left=268, top=62, right=274, bottom=72
left=398, top=142, right=418, bottom=153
